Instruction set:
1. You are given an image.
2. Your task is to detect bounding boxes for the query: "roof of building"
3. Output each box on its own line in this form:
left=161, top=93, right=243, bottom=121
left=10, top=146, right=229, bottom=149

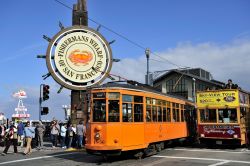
left=153, top=69, right=225, bottom=87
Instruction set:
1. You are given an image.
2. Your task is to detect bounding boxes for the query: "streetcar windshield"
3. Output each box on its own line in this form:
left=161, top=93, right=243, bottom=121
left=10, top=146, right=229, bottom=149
left=199, top=108, right=238, bottom=123
left=93, top=99, right=106, bottom=122
left=200, top=109, right=216, bottom=123
left=218, top=108, right=237, bottom=123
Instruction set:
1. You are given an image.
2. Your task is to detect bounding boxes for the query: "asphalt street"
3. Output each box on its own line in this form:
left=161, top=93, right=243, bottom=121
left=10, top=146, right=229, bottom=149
left=0, top=145, right=250, bottom=166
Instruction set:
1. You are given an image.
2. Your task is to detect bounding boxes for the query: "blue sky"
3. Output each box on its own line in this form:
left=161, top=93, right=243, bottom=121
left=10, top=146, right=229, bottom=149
left=0, top=0, right=250, bottom=120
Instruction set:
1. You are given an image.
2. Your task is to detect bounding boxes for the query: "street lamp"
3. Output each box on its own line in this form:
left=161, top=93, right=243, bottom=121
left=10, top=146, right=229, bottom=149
left=145, top=48, right=150, bottom=85
left=192, top=78, right=196, bottom=105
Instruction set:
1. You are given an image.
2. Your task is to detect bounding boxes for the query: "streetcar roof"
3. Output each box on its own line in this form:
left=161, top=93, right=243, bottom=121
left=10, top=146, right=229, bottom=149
left=91, top=82, right=194, bottom=105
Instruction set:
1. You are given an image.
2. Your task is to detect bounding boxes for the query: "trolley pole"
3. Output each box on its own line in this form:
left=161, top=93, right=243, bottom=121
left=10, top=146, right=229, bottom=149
left=71, top=0, right=88, bottom=124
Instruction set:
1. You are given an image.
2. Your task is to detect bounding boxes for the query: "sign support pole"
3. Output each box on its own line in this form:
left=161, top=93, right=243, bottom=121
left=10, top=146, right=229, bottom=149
left=71, top=0, right=88, bottom=125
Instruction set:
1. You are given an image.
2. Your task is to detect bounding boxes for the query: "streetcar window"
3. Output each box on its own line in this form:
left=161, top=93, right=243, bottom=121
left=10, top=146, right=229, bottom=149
left=167, top=108, right=171, bottom=122
left=181, top=105, right=185, bottom=122
left=122, top=103, right=132, bottom=122
left=200, top=109, right=216, bottom=123
left=167, top=101, right=170, bottom=107
left=158, top=106, right=162, bottom=122
left=163, top=107, right=167, bottom=122
left=172, top=103, right=180, bottom=122
left=157, top=100, right=162, bottom=105
left=146, top=97, right=151, bottom=104
left=108, top=92, right=120, bottom=100
left=93, top=99, right=106, bottom=122
left=173, top=108, right=176, bottom=122
left=146, top=105, right=152, bottom=122
left=108, top=100, right=120, bottom=122
left=152, top=99, right=156, bottom=105
left=122, top=95, right=133, bottom=102
left=134, top=96, right=143, bottom=103
left=134, top=104, right=143, bottom=122
left=218, top=109, right=237, bottom=123
left=152, top=106, right=157, bottom=122
left=93, top=92, right=105, bottom=98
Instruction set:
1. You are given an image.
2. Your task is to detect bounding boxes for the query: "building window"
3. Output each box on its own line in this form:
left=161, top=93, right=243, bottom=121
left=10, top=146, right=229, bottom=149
left=166, top=77, right=188, bottom=99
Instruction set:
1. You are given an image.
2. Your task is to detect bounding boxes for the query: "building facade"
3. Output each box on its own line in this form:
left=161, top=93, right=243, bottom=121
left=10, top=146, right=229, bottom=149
left=153, top=68, right=225, bottom=102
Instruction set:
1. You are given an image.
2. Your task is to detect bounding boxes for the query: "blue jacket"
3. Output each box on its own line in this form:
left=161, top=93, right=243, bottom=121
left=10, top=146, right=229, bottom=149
left=24, top=127, right=35, bottom=138
left=17, top=122, right=24, bottom=135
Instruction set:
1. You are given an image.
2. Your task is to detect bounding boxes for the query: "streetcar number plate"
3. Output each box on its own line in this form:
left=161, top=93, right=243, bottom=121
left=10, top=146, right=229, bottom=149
left=216, top=141, right=222, bottom=145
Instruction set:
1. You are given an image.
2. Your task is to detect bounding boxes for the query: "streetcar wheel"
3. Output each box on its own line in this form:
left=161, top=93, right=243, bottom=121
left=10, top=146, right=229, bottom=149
left=134, top=150, right=144, bottom=159
left=156, top=143, right=162, bottom=152
left=144, top=144, right=157, bottom=157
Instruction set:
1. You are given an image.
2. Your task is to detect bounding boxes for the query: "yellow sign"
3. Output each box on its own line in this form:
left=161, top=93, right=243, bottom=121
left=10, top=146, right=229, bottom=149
left=197, top=90, right=239, bottom=107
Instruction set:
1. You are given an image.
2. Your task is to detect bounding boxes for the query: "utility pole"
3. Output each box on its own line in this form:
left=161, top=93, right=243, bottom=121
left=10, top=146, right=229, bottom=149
left=145, top=48, right=150, bottom=85
left=71, top=0, right=88, bottom=125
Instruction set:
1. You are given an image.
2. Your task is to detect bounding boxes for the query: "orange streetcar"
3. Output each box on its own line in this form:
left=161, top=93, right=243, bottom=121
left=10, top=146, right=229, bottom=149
left=85, top=82, right=196, bottom=157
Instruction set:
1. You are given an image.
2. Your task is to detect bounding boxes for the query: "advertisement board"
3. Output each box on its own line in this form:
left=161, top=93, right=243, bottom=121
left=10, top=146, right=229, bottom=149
left=197, top=90, right=239, bottom=107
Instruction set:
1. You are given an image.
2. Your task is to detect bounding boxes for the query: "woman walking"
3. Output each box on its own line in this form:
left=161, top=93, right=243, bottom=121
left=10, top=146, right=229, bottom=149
left=1, top=124, right=18, bottom=156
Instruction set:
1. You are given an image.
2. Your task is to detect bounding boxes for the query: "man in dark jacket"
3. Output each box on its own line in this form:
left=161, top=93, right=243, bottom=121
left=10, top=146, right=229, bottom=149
left=17, top=121, right=24, bottom=147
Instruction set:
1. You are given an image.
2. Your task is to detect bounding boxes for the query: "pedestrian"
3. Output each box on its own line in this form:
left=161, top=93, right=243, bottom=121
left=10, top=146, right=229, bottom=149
left=50, top=120, right=60, bottom=148
left=0, top=124, right=5, bottom=146
left=1, top=124, right=18, bottom=156
left=72, top=124, right=77, bottom=148
left=60, top=123, right=67, bottom=149
left=76, top=121, right=86, bottom=148
left=36, top=121, right=45, bottom=149
left=23, top=121, right=35, bottom=155
left=17, top=120, right=24, bottom=147
left=67, top=123, right=74, bottom=148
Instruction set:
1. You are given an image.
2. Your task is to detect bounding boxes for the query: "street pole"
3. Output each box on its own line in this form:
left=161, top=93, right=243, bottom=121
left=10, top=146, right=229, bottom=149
left=145, top=48, right=150, bottom=85
left=71, top=0, right=88, bottom=125
left=39, top=84, right=44, bottom=121
left=192, top=78, right=196, bottom=106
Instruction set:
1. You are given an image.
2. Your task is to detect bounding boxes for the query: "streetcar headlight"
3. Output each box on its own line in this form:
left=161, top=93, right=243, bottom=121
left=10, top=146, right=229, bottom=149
left=95, top=132, right=101, bottom=140
left=201, top=134, right=205, bottom=137
left=95, top=125, right=102, bottom=131
left=233, top=134, right=238, bottom=138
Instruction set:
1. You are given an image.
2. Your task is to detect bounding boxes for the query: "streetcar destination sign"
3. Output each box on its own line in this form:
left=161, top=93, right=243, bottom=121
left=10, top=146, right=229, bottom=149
left=46, top=26, right=112, bottom=90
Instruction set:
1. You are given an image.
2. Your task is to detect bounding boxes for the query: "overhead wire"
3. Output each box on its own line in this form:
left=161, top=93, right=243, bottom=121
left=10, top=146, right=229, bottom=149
left=53, top=0, right=187, bottom=69
left=53, top=0, right=192, bottom=90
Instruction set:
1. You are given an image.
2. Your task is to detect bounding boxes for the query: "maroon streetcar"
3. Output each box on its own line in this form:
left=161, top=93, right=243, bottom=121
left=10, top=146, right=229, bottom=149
left=197, top=89, right=250, bottom=146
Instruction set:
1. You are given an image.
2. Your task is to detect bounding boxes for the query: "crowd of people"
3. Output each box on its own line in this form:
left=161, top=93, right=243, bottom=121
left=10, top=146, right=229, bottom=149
left=0, top=119, right=86, bottom=156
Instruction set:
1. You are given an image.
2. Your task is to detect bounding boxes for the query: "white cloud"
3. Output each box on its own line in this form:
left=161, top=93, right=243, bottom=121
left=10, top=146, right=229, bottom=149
left=111, top=39, right=250, bottom=91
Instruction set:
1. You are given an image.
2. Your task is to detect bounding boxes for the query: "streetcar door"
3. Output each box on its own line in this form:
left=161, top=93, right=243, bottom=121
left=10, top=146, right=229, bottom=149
left=185, top=105, right=197, bottom=139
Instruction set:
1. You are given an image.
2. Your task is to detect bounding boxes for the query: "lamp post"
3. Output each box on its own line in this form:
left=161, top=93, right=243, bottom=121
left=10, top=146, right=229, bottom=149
left=192, top=78, right=196, bottom=105
left=145, top=48, right=150, bottom=85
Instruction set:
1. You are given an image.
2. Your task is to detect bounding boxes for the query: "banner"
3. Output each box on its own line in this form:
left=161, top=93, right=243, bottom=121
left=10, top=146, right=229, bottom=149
left=197, top=90, right=239, bottom=107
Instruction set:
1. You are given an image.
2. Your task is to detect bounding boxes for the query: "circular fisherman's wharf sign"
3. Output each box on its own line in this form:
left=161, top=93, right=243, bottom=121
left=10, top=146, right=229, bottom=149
left=46, top=26, right=112, bottom=90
